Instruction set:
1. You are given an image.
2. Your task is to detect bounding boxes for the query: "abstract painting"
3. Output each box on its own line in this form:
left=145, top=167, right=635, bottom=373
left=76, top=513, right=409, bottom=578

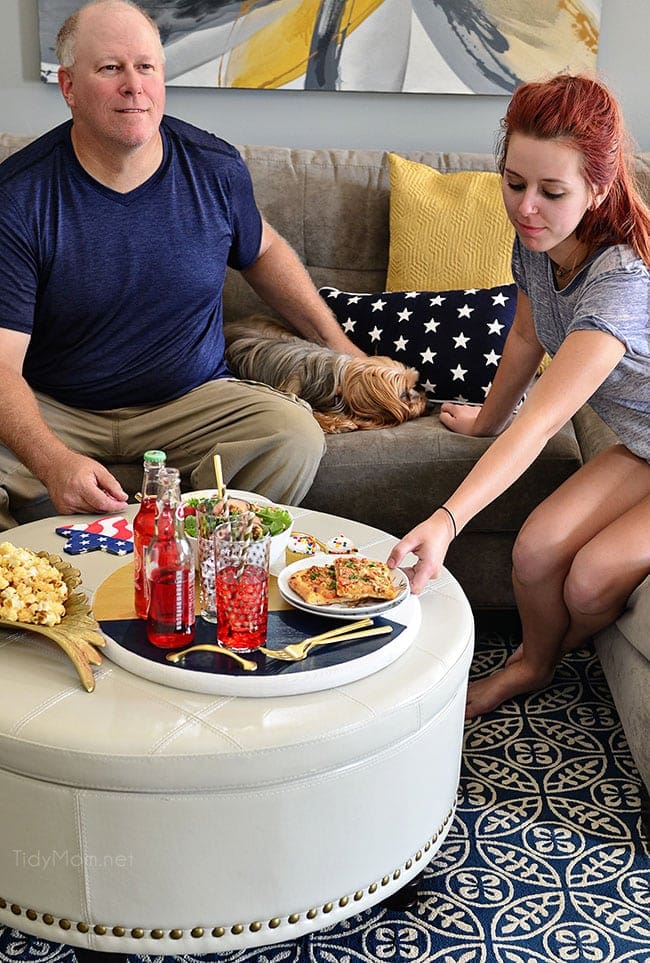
left=39, top=0, right=602, bottom=94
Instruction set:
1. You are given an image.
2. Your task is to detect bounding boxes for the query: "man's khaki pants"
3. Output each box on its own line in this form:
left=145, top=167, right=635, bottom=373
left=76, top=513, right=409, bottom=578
left=0, top=379, right=325, bottom=529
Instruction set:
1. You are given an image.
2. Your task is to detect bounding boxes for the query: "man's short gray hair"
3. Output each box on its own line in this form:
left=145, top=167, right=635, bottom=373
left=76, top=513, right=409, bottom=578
left=56, top=0, right=165, bottom=68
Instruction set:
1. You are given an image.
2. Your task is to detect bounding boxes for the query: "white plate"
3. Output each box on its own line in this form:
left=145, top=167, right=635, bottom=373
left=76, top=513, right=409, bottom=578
left=278, top=553, right=410, bottom=620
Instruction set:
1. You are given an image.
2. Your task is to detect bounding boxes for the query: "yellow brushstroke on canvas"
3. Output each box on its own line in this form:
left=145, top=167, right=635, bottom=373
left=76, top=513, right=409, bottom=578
left=481, top=0, right=600, bottom=82
left=221, top=0, right=385, bottom=88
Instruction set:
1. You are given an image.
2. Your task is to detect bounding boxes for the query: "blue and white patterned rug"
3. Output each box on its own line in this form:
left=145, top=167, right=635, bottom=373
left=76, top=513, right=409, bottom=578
left=2, top=612, right=648, bottom=963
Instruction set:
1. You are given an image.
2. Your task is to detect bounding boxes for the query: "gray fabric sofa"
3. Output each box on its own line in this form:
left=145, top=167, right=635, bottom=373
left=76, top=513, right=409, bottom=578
left=1, top=133, right=648, bottom=804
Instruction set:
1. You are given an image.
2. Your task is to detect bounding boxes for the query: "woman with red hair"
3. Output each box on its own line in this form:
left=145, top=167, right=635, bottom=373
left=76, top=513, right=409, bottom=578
left=389, top=73, right=650, bottom=718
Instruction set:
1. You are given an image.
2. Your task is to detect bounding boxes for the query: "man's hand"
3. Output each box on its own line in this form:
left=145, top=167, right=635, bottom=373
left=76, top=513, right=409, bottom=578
left=40, top=452, right=129, bottom=515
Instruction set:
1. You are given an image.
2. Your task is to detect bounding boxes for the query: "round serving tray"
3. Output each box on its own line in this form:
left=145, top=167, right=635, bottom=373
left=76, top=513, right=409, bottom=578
left=93, top=562, right=420, bottom=697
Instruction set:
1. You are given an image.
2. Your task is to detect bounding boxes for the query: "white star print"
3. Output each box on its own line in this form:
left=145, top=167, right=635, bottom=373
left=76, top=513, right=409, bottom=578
left=451, top=364, right=468, bottom=381
left=482, top=382, right=493, bottom=396
left=492, top=291, right=509, bottom=306
left=326, top=289, right=340, bottom=298
left=422, top=379, right=436, bottom=393
left=347, top=295, right=362, bottom=304
left=369, top=326, right=383, bottom=342
left=420, top=347, right=437, bottom=364
left=343, top=318, right=356, bottom=333
left=404, top=291, right=419, bottom=299
left=453, top=393, right=470, bottom=403
left=487, top=319, right=504, bottom=335
left=397, top=308, right=413, bottom=322
left=457, top=304, right=474, bottom=319
left=453, top=332, right=470, bottom=349
left=464, top=289, right=479, bottom=295
left=429, top=295, right=446, bottom=306
left=394, top=336, right=409, bottom=351
left=371, top=298, right=387, bottom=312
left=484, top=350, right=501, bottom=366
left=424, top=318, right=440, bottom=333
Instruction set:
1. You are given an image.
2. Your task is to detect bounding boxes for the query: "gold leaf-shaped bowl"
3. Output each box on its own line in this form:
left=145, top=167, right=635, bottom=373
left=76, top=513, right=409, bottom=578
left=0, top=551, right=105, bottom=692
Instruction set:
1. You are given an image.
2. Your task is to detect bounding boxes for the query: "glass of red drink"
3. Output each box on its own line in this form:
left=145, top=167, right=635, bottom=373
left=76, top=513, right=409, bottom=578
left=214, top=512, right=270, bottom=652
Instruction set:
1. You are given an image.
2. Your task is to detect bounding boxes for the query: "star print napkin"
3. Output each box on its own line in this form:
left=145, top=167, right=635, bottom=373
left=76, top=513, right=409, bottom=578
left=320, top=284, right=517, bottom=404
left=56, top=515, right=134, bottom=556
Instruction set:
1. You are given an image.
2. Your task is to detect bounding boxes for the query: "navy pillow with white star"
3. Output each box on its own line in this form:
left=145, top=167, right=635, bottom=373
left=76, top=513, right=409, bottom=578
left=320, top=284, right=518, bottom=404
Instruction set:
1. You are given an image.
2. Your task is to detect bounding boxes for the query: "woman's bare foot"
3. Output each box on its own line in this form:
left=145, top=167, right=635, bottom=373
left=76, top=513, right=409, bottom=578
left=465, top=660, right=555, bottom=719
left=505, top=637, right=592, bottom=668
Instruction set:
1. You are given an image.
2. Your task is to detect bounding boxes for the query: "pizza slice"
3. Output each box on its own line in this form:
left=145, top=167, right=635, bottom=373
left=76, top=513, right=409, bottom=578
left=334, top=556, right=399, bottom=601
left=288, top=564, right=338, bottom=605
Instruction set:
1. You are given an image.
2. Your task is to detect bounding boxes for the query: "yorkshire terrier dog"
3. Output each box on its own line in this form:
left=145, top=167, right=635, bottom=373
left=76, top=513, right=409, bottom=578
left=224, top=316, right=427, bottom=433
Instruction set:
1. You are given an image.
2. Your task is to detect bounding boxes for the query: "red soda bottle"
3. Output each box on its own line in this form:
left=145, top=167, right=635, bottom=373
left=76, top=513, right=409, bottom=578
left=133, top=449, right=167, bottom=619
left=145, top=468, right=195, bottom=649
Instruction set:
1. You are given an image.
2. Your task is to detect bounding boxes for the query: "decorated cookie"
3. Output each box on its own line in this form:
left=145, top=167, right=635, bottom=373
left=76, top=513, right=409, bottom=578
left=56, top=515, right=134, bottom=556
left=325, top=534, right=358, bottom=554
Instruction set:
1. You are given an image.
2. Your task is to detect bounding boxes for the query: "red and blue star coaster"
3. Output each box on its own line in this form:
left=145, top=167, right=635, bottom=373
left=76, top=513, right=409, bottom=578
left=56, top=515, right=134, bottom=556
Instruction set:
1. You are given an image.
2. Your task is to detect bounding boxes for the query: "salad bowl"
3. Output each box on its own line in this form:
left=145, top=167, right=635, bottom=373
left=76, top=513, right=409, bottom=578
left=181, top=489, right=294, bottom=567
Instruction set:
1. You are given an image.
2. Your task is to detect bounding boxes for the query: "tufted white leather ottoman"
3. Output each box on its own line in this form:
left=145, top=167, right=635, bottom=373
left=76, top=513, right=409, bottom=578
left=0, top=507, right=473, bottom=955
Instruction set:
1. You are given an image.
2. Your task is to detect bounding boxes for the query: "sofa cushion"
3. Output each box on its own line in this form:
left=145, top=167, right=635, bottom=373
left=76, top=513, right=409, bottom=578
left=616, top=575, right=650, bottom=660
left=386, top=153, right=515, bottom=291
left=320, top=283, right=517, bottom=404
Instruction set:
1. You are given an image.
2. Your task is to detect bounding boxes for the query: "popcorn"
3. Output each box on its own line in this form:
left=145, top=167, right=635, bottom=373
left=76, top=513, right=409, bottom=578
left=0, top=542, right=68, bottom=626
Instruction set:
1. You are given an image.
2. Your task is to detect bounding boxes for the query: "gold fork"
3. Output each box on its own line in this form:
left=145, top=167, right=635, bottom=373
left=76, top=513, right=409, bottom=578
left=259, top=619, right=393, bottom=662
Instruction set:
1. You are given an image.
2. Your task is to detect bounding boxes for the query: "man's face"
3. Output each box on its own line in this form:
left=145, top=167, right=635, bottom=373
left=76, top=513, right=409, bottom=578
left=58, top=2, right=166, bottom=152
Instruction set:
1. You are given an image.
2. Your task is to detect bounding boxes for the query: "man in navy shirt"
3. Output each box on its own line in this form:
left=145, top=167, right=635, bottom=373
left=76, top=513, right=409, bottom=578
left=0, top=0, right=363, bottom=528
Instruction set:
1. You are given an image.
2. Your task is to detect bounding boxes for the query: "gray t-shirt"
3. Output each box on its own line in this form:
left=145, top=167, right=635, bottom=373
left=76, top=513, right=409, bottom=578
left=512, top=236, right=650, bottom=460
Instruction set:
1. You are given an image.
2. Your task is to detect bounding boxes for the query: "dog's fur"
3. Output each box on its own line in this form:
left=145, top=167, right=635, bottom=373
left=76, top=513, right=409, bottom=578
left=224, top=316, right=427, bottom=433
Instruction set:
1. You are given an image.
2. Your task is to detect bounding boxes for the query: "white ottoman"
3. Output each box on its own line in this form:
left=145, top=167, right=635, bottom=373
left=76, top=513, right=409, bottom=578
left=0, top=510, right=473, bottom=955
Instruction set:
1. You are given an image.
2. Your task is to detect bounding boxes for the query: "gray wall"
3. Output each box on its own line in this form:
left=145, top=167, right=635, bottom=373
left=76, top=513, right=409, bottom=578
left=2, top=0, right=649, bottom=152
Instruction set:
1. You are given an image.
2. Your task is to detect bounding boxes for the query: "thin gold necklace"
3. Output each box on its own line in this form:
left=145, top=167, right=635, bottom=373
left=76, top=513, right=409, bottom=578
left=553, top=242, right=590, bottom=282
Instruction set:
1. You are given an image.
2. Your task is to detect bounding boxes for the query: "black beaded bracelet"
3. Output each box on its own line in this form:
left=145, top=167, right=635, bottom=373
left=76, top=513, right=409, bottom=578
left=438, top=505, right=457, bottom=539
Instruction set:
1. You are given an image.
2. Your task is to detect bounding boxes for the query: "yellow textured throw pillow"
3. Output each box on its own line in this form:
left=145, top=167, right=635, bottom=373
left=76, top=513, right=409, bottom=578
left=387, top=153, right=515, bottom=291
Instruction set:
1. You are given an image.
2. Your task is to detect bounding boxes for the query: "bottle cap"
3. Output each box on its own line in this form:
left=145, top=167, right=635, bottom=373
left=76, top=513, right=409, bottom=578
left=143, top=450, right=167, bottom=464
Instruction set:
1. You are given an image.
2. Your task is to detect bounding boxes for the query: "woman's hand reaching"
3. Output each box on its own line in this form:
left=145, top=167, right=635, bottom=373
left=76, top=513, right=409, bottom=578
left=439, top=402, right=483, bottom=435
left=387, top=509, right=456, bottom=595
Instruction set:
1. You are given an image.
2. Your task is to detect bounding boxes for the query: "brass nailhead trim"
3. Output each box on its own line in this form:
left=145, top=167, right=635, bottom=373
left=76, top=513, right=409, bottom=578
left=0, top=805, right=457, bottom=943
